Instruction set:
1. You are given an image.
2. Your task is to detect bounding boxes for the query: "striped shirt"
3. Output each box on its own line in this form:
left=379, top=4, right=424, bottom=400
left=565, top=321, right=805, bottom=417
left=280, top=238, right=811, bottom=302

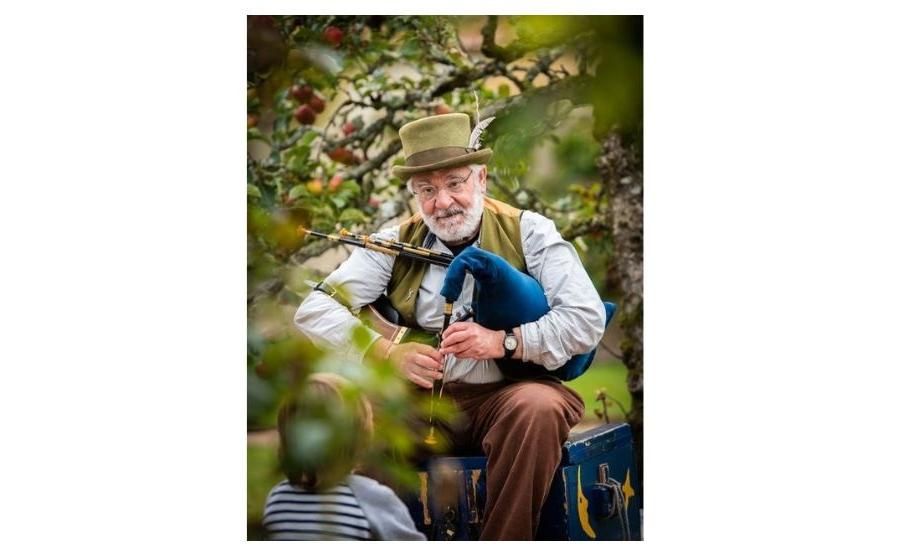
left=262, top=480, right=373, bottom=541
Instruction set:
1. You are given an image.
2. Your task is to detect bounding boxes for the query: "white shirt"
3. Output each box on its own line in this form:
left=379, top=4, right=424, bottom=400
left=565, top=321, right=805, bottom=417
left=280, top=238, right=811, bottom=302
left=293, top=210, right=606, bottom=384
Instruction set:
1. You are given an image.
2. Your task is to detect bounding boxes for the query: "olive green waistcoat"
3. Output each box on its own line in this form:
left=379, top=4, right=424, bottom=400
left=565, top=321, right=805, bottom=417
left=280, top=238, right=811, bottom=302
left=388, top=197, right=526, bottom=328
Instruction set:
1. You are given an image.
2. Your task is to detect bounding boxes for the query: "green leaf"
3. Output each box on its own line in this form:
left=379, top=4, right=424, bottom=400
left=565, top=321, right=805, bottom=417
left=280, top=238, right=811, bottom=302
left=330, top=194, right=348, bottom=209
left=299, top=130, right=319, bottom=147
left=339, top=180, right=361, bottom=195
left=248, top=184, right=262, bottom=198
left=329, top=179, right=361, bottom=209
left=284, top=140, right=315, bottom=173
left=338, top=207, right=369, bottom=226
left=290, top=26, right=311, bottom=43
left=310, top=204, right=337, bottom=232
left=288, top=184, right=309, bottom=200
left=400, top=37, right=420, bottom=57
left=498, top=84, right=510, bottom=98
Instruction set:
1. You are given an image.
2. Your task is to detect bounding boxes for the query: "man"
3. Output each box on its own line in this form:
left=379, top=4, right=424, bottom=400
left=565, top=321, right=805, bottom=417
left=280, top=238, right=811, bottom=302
left=294, top=113, right=606, bottom=540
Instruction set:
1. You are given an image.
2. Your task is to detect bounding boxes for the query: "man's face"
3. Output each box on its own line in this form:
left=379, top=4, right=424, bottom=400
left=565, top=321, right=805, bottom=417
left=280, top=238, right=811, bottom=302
left=411, top=164, right=487, bottom=244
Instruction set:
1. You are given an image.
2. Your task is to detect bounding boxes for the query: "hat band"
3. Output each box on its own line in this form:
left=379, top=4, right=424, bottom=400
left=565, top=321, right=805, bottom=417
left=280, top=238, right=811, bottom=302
left=406, top=146, right=475, bottom=167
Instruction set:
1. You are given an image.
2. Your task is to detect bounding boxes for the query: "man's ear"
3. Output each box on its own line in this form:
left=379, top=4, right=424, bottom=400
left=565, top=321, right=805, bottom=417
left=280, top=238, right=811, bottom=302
left=479, top=165, right=488, bottom=189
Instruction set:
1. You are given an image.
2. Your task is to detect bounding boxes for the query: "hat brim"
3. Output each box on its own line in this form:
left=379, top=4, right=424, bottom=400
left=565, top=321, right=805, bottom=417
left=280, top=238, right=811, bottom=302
left=392, top=148, right=492, bottom=180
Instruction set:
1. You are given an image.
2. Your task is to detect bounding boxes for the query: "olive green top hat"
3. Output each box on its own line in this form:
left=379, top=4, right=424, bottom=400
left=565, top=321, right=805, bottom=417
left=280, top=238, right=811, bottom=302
left=392, top=113, right=493, bottom=180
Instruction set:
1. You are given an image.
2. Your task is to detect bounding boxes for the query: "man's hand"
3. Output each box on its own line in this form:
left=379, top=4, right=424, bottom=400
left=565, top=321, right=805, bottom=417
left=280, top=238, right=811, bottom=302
left=440, top=321, right=505, bottom=360
left=387, top=342, right=444, bottom=389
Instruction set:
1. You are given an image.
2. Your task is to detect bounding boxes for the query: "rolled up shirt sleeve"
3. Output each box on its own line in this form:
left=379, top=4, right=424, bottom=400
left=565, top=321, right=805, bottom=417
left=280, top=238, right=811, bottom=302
left=293, top=226, right=399, bottom=358
left=518, top=211, right=607, bottom=370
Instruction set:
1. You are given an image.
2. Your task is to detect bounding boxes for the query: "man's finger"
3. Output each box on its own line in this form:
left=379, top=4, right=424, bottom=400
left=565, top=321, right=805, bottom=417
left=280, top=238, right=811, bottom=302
left=441, top=340, right=473, bottom=356
left=413, top=353, right=443, bottom=373
left=417, top=346, right=444, bottom=364
left=441, top=324, right=459, bottom=339
left=442, top=322, right=473, bottom=339
left=409, top=372, right=432, bottom=389
left=440, top=327, right=474, bottom=348
left=415, top=363, right=443, bottom=379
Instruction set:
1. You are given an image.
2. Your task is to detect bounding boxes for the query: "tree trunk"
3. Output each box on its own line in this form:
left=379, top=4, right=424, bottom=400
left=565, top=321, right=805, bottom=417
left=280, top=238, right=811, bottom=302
left=597, top=132, right=643, bottom=491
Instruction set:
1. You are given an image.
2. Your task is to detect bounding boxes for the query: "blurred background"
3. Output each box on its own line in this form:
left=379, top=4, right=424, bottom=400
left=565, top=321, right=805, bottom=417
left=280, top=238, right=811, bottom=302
left=247, top=14, right=642, bottom=539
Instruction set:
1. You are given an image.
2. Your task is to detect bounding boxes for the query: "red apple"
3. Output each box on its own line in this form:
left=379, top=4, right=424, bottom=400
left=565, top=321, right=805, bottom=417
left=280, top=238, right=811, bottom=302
left=368, top=196, right=382, bottom=208
left=290, top=84, right=313, bottom=103
left=434, top=104, right=452, bottom=115
left=308, top=95, right=325, bottom=114
left=294, top=104, right=316, bottom=125
left=328, top=147, right=352, bottom=164
left=247, top=113, right=258, bottom=128
left=328, top=173, right=344, bottom=192
left=342, top=121, right=355, bottom=136
left=323, top=26, right=344, bottom=47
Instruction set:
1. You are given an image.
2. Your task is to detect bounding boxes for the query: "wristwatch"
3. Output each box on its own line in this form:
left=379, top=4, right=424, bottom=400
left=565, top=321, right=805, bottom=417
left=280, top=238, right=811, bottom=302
left=502, top=329, right=518, bottom=359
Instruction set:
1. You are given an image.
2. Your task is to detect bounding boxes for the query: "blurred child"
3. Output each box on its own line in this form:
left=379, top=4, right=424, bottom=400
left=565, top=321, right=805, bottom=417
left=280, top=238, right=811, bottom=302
left=262, top=372, right=425, bottom=541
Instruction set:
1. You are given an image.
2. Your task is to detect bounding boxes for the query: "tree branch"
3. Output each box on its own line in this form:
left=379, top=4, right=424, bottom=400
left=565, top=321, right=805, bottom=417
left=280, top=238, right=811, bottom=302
left=560, top=216, right=607, bottom=241
left=480, top=16, right=527, bottom=63
left=323, top=114, right=390, bottom=151
left=314, top=99, right=362, bottom=161
left=425, top=60, right=500, bottom=99
left=346, top=137, right=403, bottom=184
left=524, top=47, right=568, bottom=83
left=278, top=125, right=316, bottom=150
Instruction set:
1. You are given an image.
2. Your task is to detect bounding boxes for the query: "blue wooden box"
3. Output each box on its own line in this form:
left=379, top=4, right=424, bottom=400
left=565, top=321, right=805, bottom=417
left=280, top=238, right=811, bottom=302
left=400, top=422, right=641, bottom=540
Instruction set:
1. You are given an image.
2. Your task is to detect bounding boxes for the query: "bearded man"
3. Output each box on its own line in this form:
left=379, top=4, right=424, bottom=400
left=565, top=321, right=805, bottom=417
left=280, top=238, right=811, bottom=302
left=293, top=113, right=606, bottom=540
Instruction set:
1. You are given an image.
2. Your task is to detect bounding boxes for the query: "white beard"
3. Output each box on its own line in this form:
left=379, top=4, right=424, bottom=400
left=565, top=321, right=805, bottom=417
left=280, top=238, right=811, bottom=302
left=421, top=185, right=485, bottom=244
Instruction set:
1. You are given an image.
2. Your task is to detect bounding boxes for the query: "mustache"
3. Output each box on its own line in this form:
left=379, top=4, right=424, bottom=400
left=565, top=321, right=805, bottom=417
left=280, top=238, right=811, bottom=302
left=434, top=206, right=465, bottom=220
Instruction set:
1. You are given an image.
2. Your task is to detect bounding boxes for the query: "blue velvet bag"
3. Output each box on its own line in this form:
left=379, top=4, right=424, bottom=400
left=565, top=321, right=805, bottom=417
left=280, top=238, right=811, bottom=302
left=440, top=247, right=616, bottom=381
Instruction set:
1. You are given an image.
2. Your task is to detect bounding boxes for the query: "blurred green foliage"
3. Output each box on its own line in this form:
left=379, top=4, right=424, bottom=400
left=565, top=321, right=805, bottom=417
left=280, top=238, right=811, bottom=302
left=564, top=361, right=632, bottom=422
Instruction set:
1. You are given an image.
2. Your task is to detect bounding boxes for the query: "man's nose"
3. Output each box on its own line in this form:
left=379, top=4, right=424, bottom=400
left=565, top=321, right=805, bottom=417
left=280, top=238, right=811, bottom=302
left=433, top=189, right=454, bottom=210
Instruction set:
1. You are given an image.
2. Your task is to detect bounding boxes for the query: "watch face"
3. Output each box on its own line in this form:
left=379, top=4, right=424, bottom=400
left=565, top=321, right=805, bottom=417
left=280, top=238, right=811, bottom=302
left=504, top=334, right=518, bottom=351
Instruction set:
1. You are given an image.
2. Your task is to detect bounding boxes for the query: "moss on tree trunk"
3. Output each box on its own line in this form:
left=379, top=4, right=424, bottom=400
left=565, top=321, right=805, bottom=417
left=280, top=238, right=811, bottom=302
left=597, top=131, right=643, bottom=488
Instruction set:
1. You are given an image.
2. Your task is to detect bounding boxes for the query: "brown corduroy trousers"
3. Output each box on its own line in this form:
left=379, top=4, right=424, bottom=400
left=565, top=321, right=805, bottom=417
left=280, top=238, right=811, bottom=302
left=436, top=378, right=585, bottom=540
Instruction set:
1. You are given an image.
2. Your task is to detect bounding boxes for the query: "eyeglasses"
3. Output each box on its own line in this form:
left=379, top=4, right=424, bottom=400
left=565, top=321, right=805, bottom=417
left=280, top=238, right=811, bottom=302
left=410, top=169, right=474, bottom=203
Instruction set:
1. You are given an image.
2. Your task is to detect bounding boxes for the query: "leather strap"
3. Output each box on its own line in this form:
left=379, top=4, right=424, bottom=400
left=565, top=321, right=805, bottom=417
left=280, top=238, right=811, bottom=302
left=314, top=281, right=351, bottom=309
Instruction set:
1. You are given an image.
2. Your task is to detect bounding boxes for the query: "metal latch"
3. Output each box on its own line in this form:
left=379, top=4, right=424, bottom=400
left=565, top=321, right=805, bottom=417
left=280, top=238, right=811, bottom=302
left=589, top=463, right=632, bottom=539
left=440, top=506, right=457, bottom=540
left=590, top=463, right=619, bottom=519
